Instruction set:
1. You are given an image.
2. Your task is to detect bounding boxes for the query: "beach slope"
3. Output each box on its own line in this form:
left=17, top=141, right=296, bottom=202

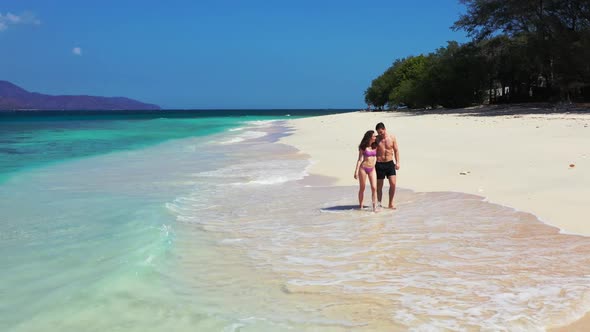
left=281, top=109, right=590, bottom=236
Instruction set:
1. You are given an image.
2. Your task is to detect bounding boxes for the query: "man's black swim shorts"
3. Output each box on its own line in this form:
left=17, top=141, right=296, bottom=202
left=376, top=161, right=396, bottom=180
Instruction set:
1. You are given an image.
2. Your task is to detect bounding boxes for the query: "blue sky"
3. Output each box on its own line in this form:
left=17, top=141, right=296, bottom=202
left=0, top=0, right=469, bottom=109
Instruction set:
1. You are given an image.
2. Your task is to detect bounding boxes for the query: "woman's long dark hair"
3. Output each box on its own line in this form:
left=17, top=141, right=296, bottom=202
left=358, top=130, right=376, bottom=151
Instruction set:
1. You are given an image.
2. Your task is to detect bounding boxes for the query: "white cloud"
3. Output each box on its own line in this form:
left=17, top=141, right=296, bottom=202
left=72, top=47, right=82, bottom=56
left=6, top=13, right=21, bottom=23
left=0, top=12, right=40, bottom=32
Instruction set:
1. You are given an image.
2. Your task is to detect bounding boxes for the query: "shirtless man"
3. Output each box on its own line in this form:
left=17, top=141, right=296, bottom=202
left=375, top=122, right=400, bottom=209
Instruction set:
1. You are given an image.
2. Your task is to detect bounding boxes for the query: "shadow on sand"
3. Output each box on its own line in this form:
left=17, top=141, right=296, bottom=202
left=386, top=103, right=590, bottom=117
left=320, top=205, right=360, bottom=212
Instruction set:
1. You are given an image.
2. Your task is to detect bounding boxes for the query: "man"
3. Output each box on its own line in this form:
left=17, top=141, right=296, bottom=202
left=375, top=122, right=400, bottom=209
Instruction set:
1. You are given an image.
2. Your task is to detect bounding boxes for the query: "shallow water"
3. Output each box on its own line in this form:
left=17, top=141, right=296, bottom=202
left=1, top=119, right=590, bottom=331
left=0, top=112, right=301, bottom=183
left=166, top=132, right=590, bottom=331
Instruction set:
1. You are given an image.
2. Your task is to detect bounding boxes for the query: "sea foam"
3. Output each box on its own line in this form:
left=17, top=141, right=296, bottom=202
left=164, top=121, right=590, bottom=331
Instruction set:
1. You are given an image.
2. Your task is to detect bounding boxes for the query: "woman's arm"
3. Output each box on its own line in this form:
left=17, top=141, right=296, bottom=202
left=354, top=149, right=363, bottom=179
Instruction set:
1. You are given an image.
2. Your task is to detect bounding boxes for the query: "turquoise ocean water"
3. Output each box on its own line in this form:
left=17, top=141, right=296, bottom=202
left=0, top=109, right=347, bottom=331
left=0, top=110, right=332, bottom=183
left=2, top=109, right=590, bottom=331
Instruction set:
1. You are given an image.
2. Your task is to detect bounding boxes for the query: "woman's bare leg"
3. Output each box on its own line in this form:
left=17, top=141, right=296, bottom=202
left=358, top=169, right=367, bottom=209
left=368, top=170, right=379, bottom=212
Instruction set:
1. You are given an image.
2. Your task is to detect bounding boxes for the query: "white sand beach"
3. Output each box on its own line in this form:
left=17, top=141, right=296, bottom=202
left=281, top=108, right=590, bottom=236
left=280, top=108, right=590, bottom=330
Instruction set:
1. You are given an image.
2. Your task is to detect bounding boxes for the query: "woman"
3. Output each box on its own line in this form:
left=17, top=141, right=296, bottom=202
left=354, top=130, right=378, bottom=212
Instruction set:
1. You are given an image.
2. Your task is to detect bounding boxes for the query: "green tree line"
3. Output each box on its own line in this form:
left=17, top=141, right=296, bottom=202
left=365, top=0, right=590, bottom=109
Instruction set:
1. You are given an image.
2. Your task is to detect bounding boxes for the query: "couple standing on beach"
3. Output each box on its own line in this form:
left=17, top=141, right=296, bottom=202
left=354, top=122, right=400, bottom=212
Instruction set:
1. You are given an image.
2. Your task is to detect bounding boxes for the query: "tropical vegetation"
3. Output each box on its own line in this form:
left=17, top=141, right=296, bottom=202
left=365, top=0, right=590, bottom=109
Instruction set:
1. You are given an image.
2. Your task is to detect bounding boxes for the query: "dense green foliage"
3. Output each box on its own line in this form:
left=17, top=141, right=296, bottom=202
left=365, top=0, right=590, bottom=109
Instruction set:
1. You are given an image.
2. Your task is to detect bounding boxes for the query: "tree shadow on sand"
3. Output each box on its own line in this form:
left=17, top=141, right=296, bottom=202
left=394, top=103, right=590, bottom=117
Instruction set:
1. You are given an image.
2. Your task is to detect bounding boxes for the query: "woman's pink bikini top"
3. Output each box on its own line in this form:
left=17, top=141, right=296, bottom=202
left=363, top=149, right=377, bottom=157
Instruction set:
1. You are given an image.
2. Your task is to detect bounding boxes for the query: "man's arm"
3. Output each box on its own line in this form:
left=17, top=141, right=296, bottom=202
left=392, top=134, right=400, bottom=170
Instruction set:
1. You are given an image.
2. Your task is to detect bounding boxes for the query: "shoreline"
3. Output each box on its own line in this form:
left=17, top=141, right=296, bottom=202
left=280, top=109, right=590, bottom=236
left=280, top=109, right=590, bottom=330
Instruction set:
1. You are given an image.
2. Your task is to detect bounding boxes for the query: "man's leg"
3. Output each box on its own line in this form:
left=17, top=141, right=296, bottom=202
left=377, top=179, right=384, bottom=206
left=388, top=175, right=397, bottom=209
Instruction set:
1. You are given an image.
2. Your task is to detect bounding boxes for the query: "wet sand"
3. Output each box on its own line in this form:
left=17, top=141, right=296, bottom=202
left=280, top=107, right=590, bottom=330
left=280, top=108, right=590, bottom=236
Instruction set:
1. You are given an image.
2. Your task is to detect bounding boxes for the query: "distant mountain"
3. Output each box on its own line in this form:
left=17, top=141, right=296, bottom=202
left=0, top=80, right=160, bottom=110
